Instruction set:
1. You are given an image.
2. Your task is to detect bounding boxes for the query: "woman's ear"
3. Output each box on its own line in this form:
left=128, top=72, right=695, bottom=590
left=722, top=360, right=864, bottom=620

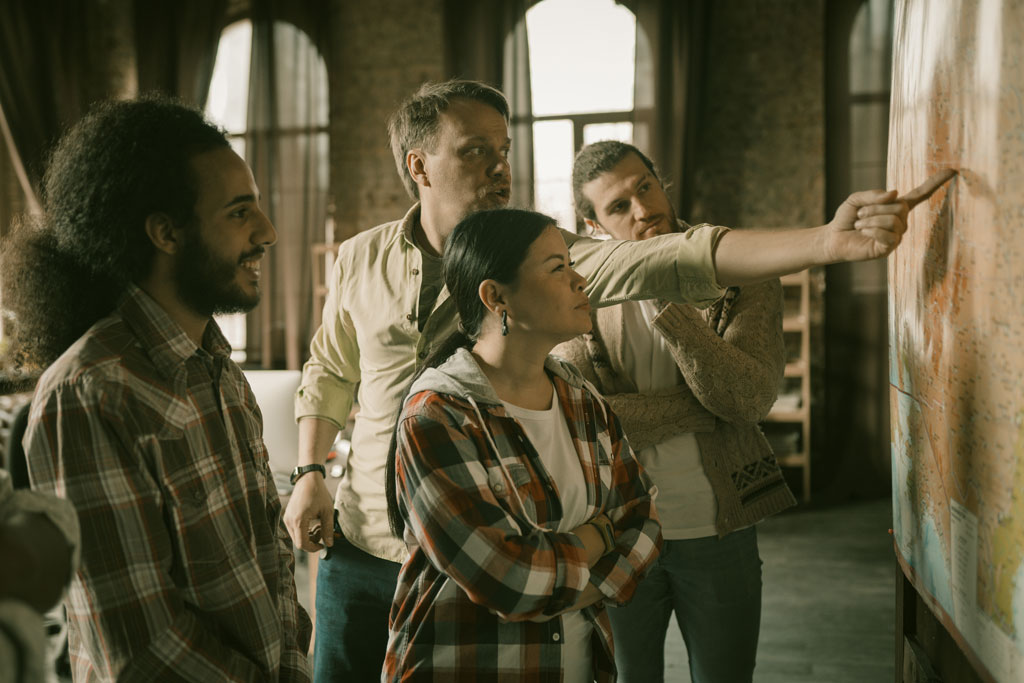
left=478, top=279, right=506, bottom=315
left=144, top=213, right=181, bottom=256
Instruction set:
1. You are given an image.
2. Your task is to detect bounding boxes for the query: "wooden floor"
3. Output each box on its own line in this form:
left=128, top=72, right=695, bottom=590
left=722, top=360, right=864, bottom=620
left=664, top=498, right=896, bottom=682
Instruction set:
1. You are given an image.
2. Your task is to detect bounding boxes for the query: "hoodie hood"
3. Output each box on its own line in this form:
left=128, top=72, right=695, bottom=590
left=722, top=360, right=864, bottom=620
left=406, top=346, right=589, bottom=408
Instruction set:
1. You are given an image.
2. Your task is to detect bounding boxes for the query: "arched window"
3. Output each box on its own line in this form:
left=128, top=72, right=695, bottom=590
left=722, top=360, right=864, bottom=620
left=848, top=0, right=893, bottom=192
left=205, top=19, right=330, bottom=367
left=524, top=0, right=636, bottom=231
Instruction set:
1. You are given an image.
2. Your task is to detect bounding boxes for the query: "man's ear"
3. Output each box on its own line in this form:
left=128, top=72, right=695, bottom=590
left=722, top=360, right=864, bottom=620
left=144, top=213, right=182, bottom=256
left=583, top=218, right=605, bottom=236
left=407, top=149, right=430, bottom=192
left=477, top=279, right=506, bottom=315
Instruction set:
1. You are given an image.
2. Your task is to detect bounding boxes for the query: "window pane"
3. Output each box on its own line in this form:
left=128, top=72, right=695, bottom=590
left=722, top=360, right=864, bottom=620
left=849, top=0, right=894, bottom=94
left=205, top=21, right=252, bottom=134
left=583, top=122, right=634, bottom=146
left=215, top=313, right=248, bottom=363
left=533, top=119, right=576, bottom=231
left=526, top=0, right=636, bottom=116
left=274, top=23, right=330, bottom=128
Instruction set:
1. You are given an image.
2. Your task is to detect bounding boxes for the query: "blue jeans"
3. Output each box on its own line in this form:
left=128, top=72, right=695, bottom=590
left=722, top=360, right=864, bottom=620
left=312, top=535, right=401, bottom=681
left=608, top=526, right=762, bottom=683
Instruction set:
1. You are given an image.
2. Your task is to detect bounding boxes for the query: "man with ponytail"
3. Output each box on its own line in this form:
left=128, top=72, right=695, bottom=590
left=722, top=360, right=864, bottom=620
left=3, top=97, right=311, bottom=681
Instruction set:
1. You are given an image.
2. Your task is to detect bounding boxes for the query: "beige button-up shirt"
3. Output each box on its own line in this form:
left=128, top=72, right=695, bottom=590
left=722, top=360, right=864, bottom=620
left=295, top=204, right=727, bottom=562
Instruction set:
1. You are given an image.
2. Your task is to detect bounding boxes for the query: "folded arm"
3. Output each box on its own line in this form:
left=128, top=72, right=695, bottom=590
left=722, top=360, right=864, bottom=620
left=652, top=279, right=785, bottom=424
left=395, top=405, right=594, bottom=621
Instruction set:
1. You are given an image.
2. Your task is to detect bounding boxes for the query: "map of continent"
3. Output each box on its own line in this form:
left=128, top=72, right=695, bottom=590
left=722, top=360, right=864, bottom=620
left=887, top=2, right=1024, bottom=681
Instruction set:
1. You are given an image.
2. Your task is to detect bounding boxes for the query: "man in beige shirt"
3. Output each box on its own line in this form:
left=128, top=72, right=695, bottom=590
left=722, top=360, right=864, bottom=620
left=285, top=78, right=926, bottom=679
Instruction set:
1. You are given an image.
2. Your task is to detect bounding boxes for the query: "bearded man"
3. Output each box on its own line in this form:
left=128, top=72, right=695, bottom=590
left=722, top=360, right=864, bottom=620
left=3, top=97, right=311, bottom=682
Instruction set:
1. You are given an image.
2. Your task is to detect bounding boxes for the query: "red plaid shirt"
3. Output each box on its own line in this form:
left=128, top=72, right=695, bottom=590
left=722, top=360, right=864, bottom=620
left=24, top=285, right=311, bottom=682
left=384, top=349, right=661, bottom=682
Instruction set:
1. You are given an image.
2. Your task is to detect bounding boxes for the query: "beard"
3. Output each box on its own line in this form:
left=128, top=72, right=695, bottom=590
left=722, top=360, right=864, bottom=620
left=174, top=230, right=263, bottom=318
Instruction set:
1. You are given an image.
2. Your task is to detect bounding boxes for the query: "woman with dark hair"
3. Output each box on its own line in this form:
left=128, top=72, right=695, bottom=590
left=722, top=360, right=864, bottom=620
left=382, top=208, right=661, bottom=682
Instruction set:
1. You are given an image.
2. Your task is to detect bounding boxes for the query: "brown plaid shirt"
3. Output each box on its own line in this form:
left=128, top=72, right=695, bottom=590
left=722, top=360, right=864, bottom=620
left=25, top=285, right=311, bottom=682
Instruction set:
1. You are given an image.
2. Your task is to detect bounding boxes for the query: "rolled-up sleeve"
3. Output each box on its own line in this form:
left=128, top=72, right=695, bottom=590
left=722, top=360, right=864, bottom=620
left=295, top=250, right=360, bottom=429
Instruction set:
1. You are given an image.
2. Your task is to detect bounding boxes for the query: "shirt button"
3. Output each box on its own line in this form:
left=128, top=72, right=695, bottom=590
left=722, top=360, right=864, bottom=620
left=493, top=482, right=505, bottom=494
left=406, top=314, right=413, bottom=322
left=411, top=268, right=419, bottom=275
left=552, top=633, right=561, bottom=642
left=419, top=350, right=428, bottom=359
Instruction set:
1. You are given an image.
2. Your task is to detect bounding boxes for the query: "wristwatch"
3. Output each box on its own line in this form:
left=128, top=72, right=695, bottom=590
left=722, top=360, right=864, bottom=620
left=290, top=463, right=326, bottom=485
left=590, top=514, right=616, bottom=554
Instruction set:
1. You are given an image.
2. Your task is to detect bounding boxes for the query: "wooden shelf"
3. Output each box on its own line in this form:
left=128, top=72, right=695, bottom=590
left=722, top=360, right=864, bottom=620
left=766, top=407, right=808, bottom=422
left=776, top=452, right=809, bottom=468
left=779, top=272, right=808, bottom=286
left=782, top=315, right=807, bottom=332
left=770, top=270, right=813, bottom=502
left=784, top=361, right=806, bottom=377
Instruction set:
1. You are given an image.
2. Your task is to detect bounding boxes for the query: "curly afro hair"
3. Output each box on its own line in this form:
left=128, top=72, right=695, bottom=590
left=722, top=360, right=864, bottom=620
left=1, top=96, right=229, bottom=369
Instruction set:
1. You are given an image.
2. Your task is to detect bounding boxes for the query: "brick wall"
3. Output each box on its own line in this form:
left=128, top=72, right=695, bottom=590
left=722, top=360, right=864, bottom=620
left=327, top=0, right=446, bottom=241
left=689, top=0, right=826, bottom=229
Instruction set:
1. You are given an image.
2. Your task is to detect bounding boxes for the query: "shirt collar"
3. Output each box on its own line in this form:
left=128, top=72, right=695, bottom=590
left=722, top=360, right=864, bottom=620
left=117, top=284, right=233, bottom=379
left=399, top=202, right=424, bottom=250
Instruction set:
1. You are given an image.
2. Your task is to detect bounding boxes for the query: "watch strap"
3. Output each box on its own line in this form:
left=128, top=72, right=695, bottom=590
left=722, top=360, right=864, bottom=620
left=590, top=514, right=616, bottom=555
left=290, top=463, right=326, bottom=485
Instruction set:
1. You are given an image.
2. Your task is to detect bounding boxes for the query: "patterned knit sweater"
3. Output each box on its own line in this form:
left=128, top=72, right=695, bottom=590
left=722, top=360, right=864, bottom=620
left=553, top=279, right=796, bottom=536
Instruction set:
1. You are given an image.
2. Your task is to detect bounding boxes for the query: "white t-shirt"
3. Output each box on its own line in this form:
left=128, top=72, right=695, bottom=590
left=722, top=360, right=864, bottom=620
left=503, top=386, right=592, bottom=683
left=621, top=300, right=718, bottom=539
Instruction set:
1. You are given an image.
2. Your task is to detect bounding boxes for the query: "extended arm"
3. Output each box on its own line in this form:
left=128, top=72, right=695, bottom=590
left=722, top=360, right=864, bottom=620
left=714, top=170, right=956, bottom=285
left=652, top=280, right=784, bottom=424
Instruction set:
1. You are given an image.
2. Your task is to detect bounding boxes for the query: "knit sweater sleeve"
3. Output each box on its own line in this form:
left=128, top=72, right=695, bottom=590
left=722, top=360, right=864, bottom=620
left=603, top=389, right=715, bottom=451
left=552, top=334, right=715, bottom=451
left=650, top=279, right=785, bottom=424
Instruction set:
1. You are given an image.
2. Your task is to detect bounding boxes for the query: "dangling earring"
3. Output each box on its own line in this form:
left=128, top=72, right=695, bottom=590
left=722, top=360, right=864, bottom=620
left=500, top=310, right=509, bottom=336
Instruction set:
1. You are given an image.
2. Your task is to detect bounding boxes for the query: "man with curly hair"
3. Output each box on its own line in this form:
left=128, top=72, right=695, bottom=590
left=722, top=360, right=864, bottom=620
left=3, top=97, right=311, bottom=681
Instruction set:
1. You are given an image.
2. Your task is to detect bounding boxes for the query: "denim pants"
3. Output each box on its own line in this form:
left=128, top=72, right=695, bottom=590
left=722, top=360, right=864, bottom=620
left=608, top=526, right=762, bottom=683
left=312, top=534, right=401, bottom=681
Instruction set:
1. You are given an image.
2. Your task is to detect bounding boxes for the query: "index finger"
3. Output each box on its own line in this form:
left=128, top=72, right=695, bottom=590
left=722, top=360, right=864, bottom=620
left=898, top=168, right=957, bottom=210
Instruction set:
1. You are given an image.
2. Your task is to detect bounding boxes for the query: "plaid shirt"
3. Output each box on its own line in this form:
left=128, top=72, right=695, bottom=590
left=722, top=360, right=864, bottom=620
left=384, top=349, right=661, bottom=682
left=24, top=285, right=311, bottom=682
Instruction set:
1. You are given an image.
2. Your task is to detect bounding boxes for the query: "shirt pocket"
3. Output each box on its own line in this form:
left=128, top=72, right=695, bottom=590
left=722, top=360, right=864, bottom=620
left=158, top=437, right=251, bottom=595
left=486, top=462, right=538, bottom=526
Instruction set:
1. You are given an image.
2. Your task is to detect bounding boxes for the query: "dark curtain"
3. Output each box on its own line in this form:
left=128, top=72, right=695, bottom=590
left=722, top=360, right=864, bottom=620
left=0, top=1, right=96, bottom=211
left=443, top=0, right=536, bottom=209
left=245, top=0, right=331, bottom=369
left=627, top=0, right=710, bottom=221
left=133, top=0, right=230, bottom=107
